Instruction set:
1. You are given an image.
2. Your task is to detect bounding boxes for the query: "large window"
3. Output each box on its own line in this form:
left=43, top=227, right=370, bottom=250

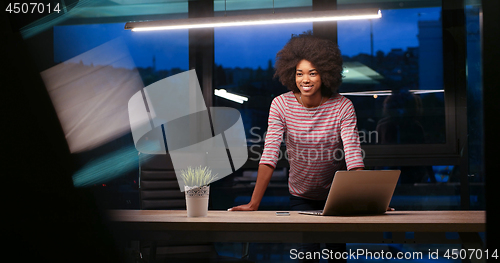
left=336, top=3, right=469, bottom=210
left=54, top=23, right=189, bottom=85
left=211, top=1, right=480, bottom=211
left=338, top=7, right=445, bottom=145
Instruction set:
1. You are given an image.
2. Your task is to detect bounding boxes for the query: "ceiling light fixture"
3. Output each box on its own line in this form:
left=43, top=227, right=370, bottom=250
left=340, top=89, right=444, bottom=97
left=214, top=89, right=249, bottom=104
left=125, top=8, right=381, bottom=31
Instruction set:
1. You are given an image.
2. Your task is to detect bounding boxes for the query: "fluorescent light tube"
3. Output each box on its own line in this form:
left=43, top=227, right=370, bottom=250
left=340, top=90, right=392, bottom=96
left=125, top=8, right=381, bottom=31
left=410, top=89, right=444, bottom=94
left=215, top=89, right=248, bottom=104
left=340, top=90, right=444, bottom=97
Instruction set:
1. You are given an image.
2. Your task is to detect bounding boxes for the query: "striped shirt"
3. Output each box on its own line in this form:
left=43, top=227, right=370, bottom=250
left=259, top=91, right=364, bottom=200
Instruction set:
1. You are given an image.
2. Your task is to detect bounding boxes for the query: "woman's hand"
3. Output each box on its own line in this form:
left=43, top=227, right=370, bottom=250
left=387, top=207, right=395, bottom=211
left=228, top=203, right=258, bottom=211
left=228, top=164, right=274, bottom=212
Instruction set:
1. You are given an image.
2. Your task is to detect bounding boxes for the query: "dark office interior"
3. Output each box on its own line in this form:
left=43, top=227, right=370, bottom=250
left=3, top=0, right=500, bottom=262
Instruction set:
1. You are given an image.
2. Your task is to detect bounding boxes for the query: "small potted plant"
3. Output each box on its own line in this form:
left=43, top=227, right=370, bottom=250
left=179, top=166, right=219, bottom=217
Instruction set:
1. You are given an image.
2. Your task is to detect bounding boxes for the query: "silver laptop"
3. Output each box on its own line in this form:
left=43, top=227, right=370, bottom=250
left=299, top=170, right=400, bottom=216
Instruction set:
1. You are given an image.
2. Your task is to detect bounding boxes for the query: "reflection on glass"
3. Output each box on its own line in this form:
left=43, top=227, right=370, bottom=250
left=42, top=38, right=142, bottom=153
left=214, top=23, right=312, bottom=144
left=52, top=23, right=189, bottom=190
left=376, top=91, right=425, bottom=144
left=338, top=6, right=445, bottom=145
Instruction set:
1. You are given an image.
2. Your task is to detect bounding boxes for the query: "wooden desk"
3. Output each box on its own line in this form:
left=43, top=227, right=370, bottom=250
left=107, top=210, right=485, bottom=245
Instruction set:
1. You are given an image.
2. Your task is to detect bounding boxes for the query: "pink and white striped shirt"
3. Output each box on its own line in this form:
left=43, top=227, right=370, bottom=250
left=259, top=91, right=364, bottom=200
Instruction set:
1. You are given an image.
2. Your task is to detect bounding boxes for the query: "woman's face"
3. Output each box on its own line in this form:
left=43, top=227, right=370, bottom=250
left=295, top=59, right=322, bottom=97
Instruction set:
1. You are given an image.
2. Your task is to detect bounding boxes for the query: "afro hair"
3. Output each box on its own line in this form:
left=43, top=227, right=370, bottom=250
left=274, top=32, right=343, bottom=97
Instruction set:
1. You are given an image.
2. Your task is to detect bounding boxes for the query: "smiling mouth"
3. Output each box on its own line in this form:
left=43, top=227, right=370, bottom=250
left=302, top=85, right=313, bottom=91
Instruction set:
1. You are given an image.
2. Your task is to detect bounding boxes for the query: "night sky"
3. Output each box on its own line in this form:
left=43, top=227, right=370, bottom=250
left=53, top=7, right=440, bottom=70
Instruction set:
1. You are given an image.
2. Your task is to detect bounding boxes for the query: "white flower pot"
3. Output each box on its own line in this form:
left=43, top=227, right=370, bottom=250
left=184, top=185, right=210, bottom=217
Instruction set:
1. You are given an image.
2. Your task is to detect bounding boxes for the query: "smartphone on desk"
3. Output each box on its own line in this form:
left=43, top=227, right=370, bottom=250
left=276, top=211, right=290, bottom=216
